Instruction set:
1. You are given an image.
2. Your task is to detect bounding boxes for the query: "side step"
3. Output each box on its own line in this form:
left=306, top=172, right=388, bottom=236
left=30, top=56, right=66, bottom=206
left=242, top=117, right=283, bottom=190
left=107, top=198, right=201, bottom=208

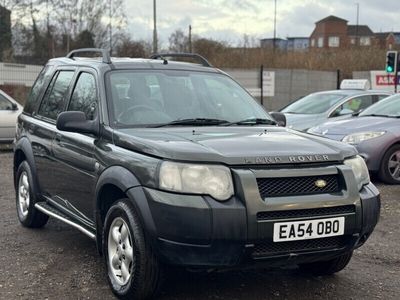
left=35, top=202, right=96, bottom=240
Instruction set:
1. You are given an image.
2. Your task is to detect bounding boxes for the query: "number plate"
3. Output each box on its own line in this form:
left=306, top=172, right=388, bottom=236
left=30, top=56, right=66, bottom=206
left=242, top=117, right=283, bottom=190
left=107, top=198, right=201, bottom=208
left=273, top=217, right=345, bottom=242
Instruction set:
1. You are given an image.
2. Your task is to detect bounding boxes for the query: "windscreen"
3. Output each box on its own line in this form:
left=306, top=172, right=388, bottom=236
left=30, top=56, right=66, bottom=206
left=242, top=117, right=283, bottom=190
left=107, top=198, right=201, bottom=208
left=107, top=70, right=271, bottom=127
left=281, top=93, right=348, bottom=114
left=360, top=94, right=400, bottom=117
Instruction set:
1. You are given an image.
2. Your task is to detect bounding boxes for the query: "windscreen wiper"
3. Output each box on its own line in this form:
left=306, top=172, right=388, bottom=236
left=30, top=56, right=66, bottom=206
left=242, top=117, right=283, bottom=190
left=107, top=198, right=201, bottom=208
left=361, top=114, right=400, bottom=118
left=152, top=118, right=230, bottom=127
left=225, top=118, right=277, bottom=126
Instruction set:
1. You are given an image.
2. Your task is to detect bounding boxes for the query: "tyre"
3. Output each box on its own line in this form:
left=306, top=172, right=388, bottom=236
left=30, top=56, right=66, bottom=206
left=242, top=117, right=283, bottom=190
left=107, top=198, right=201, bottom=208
left=379, top=144, right=400, bottom=184
left=16, top=161, right=49, bottom=228
left=299, top=251, right=353, bottom=275
left=103, top=198, right=162, bottom=300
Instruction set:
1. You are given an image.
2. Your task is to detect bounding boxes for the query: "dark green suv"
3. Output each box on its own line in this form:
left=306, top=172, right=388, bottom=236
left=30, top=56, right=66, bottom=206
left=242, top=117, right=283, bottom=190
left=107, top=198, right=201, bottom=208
left=14, top=49, right=380, bottom=299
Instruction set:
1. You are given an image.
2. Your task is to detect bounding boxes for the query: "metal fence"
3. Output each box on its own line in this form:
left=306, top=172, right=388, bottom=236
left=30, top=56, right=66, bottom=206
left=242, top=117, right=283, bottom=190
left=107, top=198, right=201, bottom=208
left=0, top=62, right=338, bottom=110
left=0, top=62, right=43, bottom=87
left=222, top=68, right=338, bottom=111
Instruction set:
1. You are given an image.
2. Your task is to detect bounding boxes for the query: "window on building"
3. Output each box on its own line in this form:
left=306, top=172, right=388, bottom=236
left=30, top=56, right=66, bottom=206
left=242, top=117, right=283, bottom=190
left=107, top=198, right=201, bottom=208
left=317, top=37, right=324, bottom=48
left=311, top=39, right=315, bottom=47
left=328, top=36, right=340, bottom=47
left=360, top=37, right=371, bottom=46
left=350, top=38, right=356, bottom=45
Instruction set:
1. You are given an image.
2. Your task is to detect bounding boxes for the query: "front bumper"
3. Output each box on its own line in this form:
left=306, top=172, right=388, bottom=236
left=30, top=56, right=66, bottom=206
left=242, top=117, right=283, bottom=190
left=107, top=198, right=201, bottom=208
left=127, top=167, right=380, bottom=269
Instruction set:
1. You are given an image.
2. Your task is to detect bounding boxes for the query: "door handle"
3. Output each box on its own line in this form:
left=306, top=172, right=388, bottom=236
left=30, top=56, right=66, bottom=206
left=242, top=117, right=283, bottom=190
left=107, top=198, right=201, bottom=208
left=54, top=133, right=62, bottom=144
left=27, top=124, right=36, bottom=133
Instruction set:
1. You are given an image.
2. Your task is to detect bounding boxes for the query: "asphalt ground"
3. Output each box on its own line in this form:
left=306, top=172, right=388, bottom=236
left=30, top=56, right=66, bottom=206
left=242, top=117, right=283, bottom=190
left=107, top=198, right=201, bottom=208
left=0, top=150, right=399, bottom=299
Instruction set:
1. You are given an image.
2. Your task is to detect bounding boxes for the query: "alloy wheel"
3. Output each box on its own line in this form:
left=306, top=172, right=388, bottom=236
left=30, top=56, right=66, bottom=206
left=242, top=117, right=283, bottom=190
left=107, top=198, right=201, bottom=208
left=107, top=217, right=135, bottom=286
left=18, top=171, right=30, bottom=217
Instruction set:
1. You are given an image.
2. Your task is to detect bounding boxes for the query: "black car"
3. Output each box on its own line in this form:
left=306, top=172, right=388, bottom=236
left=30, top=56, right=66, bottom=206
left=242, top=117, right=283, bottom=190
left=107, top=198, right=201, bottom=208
left=14, top=49, right=380, bottom=299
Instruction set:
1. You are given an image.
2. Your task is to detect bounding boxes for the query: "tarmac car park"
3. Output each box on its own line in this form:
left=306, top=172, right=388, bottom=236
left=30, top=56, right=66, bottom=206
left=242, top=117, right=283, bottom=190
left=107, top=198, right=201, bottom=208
left=11, top=49, right=380, bottom=299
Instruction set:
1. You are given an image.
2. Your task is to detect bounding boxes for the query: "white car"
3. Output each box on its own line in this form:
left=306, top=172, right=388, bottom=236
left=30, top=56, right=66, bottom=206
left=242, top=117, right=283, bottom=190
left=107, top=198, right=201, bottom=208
left=0, top=89, right=23, bottom=144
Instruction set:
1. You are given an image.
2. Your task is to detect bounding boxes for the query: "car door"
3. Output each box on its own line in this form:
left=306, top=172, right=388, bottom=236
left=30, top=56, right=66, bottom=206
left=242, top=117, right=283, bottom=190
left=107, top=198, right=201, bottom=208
left=0, top=92, right=19, bottom=142
left=51, top=70, right=99, bottom=222
left=32, top=69, right=75, bottom=197
left=329, top=95, right=374, bottom=119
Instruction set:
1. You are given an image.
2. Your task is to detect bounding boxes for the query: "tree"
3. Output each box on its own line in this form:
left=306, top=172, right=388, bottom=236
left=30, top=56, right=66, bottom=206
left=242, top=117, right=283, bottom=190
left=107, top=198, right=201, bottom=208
left=73, top=30, right=95, bottom=49
left=193, top=38, right=227, bottom=59
left=168, top=29, right=189, bottom=52
left=0, top=5, right=12, bottom=61
left=116, top=36, right=151, bottom=58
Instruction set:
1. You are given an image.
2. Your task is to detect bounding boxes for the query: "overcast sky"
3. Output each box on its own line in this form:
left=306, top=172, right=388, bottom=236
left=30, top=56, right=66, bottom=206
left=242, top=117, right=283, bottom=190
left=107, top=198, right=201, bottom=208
left=125, top=0, right=399, bottom=45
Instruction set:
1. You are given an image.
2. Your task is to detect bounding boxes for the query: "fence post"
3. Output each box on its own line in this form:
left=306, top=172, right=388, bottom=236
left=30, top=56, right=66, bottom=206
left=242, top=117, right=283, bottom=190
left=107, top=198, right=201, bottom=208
left=260, top=64, right=264, bottom=106
left=336, top=69, right=341, bottom=89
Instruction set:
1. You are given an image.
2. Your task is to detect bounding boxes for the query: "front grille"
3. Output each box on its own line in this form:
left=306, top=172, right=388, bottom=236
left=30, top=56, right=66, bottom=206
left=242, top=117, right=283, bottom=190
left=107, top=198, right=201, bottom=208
left=257, top=205, right=355, bottom=221
left=252, top=236, right=349, bottom=258
left=257, top=174, right=340, bottom=198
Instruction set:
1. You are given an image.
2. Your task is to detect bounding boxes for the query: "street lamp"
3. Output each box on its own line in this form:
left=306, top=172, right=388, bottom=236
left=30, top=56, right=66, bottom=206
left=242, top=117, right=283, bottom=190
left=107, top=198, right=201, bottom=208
left=153, top=0, right=158, bottom=53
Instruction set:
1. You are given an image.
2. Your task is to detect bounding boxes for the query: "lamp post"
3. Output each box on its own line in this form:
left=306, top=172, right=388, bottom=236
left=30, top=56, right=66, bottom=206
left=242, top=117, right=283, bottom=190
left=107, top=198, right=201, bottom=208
left=355, top=3, right=359, bottom=46
left=109, top=0, right=112, bottom=55
left=273, top=0, right=277, bottom=52
left=153, top=0, right=158, bottom=53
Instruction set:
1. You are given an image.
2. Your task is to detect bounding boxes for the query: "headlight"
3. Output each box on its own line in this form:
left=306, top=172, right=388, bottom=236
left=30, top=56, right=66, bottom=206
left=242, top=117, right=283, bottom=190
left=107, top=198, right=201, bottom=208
left=307, top=126, right=318, bottom=134
left=342, top=131, right=385, bottom=145
left=344, top=156, right=370, bottom=190
left=159, top=161, right=234, bottom=201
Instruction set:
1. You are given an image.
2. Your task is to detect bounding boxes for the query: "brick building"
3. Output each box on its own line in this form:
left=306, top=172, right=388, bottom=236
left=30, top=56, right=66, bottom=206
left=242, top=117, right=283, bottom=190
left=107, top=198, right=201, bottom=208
left=309, top=15, right=377, bottom=49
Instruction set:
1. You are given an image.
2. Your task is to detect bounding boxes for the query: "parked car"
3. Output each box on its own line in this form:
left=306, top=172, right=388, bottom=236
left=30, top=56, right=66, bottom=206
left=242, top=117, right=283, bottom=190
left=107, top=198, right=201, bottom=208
left=14, top=49, right=380, bottom=299
left=308, top=93, right=400, bottom=184
left=0, top=89, right=23, bottom=143
left=280, top=80, right=391, bottom=131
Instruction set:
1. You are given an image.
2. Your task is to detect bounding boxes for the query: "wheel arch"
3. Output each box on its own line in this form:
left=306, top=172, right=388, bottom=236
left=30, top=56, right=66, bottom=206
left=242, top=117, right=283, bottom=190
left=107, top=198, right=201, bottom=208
left=378, top=140, right=400, bottom=170
left=95, top=166, right=146, bottom=254
left=13, top=138, right=39, bottom=195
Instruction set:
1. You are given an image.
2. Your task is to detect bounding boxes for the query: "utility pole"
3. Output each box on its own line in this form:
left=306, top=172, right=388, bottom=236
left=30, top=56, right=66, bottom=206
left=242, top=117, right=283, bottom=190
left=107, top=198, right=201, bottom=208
left=109, top=0, right=112, bottom=55
left=273, top=0, right=277, bottom=52
left=153, top=0, right=158, bottom=53
left=188, top=25, right=192, bottom=53
left=355, top=3, right=359, bottom=46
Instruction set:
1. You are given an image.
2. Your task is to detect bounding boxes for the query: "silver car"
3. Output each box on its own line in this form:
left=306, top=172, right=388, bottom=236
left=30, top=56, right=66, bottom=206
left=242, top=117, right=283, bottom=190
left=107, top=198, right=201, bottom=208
left=0, top=89, right=23, bottom=144
left=280, top=89, right=391, bottom=131
left=308, top=93, right=400, bottom=184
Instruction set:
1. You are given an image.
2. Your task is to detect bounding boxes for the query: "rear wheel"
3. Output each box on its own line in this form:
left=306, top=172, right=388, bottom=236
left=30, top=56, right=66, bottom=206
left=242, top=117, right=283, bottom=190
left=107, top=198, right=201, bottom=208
left=103, top=198, right=162, bottom=299
left=16, top=161, right=49, bottom=228
left=379, top=144, right=400, bottom=184
left=299, top=251, right=353, bottom=275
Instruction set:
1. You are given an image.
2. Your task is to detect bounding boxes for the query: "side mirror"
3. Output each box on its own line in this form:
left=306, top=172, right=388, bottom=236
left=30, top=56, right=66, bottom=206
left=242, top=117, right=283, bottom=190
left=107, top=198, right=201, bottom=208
left=56, top=111, right=99, bottom=135
left=11, top=103, right=18, bottom=111
left=270, top=111, right=286, bottom=127
left=338, top=108, right=353, bottom=116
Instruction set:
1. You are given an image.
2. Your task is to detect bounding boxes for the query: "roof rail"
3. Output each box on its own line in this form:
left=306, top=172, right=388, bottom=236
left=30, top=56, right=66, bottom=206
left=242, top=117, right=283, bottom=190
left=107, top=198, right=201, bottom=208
left=66, top=48, right=111, bottom=64
left=150, top=53, right=212, bottom=67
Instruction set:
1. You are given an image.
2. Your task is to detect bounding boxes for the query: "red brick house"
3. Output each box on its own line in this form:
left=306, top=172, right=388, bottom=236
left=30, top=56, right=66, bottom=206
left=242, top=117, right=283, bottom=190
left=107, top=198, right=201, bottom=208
left=309, top=15, right=376, bottom=49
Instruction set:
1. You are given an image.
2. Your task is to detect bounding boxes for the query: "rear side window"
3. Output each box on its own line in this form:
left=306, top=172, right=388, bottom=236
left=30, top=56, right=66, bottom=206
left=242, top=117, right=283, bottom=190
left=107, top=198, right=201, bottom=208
left=376, top=94, right=390, bottom=102
left=0, top=94, right=12, bottom=110
left=38, top=71, right=74, bottom=120
left=68, top=72, right=97, bottom=120
left=24, top=65, right=54, bottom=115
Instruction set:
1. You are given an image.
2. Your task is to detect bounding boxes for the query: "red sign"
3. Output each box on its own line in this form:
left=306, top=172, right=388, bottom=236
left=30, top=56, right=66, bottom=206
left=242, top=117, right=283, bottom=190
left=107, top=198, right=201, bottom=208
left=375, top=75, right=400, bottom=86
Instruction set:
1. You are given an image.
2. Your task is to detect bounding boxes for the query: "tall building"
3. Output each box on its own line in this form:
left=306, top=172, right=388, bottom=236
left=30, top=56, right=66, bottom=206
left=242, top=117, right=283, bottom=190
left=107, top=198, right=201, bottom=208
left=0, top=5, right=12, bottom=61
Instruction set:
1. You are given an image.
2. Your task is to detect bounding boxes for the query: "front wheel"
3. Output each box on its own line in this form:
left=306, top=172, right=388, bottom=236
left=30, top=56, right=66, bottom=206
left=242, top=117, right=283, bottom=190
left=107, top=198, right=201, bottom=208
left=103, top=198, right=162, bottom=299
left=299, top=251, right=353, bottom=275
left=379, top=144, right=400, bottom=184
